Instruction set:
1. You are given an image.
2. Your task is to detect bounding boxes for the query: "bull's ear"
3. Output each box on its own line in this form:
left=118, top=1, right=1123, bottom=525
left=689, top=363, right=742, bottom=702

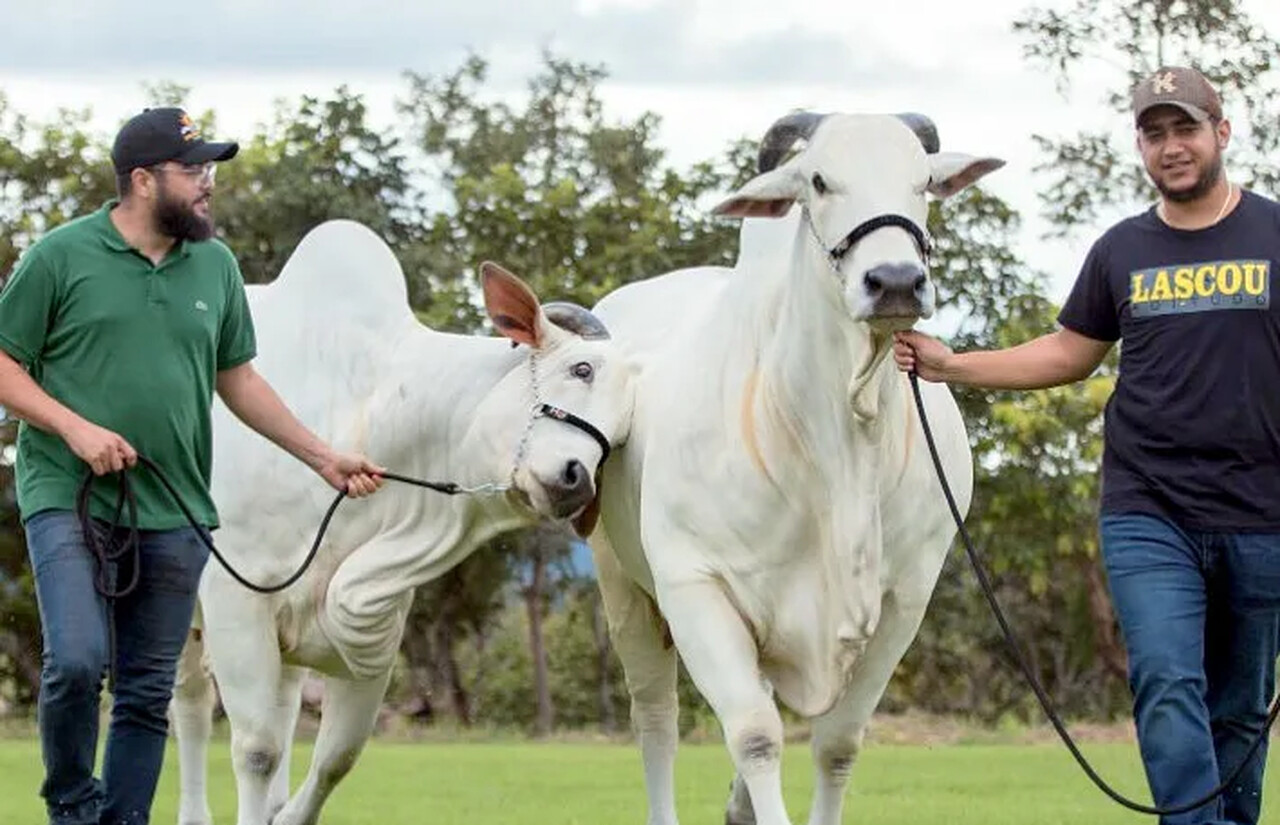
left=481, top=261, right=547, bottom=348
left=927, top=153, right=1005, bottom=198
left=711, top=166, right=804, bottom=219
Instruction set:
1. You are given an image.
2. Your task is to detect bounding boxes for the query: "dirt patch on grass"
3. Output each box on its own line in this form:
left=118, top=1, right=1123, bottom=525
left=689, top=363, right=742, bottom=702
left=860, top=711, right=1138, bottom=746
left=0, top=709, right=1149, bottom=747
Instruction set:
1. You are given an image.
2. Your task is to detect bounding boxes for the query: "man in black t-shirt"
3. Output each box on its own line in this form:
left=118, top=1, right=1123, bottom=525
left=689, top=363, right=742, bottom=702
left=895, top=66, right=1280, bottom=825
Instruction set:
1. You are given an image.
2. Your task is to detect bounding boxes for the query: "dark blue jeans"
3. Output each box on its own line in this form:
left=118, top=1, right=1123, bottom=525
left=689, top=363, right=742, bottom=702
left=1101, top=514, right=1280, bottom=825
left=25, top=510, right=210, bottom=825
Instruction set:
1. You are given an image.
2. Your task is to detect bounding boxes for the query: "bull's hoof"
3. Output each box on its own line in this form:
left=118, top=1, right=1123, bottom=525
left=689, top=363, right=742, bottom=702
left=178, top=812, right=213, bottom=825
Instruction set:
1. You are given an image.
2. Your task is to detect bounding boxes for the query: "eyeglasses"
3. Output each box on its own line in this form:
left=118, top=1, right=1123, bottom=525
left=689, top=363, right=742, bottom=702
left=150, top=161, right=217, bottom=185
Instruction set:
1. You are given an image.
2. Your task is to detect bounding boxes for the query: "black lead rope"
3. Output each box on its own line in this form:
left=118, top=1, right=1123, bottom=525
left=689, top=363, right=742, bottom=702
left=75, top=402, right=611, bottom=691
left=78, top=406, right=607, bottom=596
left=908, top=371, right=1280, bottom=816
left=76, top=456, right=472, bottom=692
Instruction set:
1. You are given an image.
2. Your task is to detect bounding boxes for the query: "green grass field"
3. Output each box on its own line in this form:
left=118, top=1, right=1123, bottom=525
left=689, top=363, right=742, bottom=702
left=2, top=735, right=1268, bottom=824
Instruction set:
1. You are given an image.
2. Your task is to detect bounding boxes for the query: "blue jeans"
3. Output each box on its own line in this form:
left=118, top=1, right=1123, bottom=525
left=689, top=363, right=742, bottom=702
left=25, top=510, right=210, bottom=825
left=1101, top=514, right=1280, bottom=825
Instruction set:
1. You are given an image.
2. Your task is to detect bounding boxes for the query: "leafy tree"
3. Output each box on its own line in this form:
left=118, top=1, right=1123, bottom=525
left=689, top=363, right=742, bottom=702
left=396, top=52, right=743, bottom=331
left=212, top=88, right=427, bottom=292
left=397, top=549, right=509, bottom=725
left=0, top=95, right=115, bottom=276
left=1014, top=0, right=1280, bottom=234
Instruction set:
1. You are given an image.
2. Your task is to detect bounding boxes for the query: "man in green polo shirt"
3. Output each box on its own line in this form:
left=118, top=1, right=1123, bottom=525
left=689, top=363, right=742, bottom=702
left=0, top=107, right=386, bottom=825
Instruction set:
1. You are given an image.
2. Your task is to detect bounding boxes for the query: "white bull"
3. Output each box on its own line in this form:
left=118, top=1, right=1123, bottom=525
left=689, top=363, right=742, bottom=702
left=171, top=219, right=635, bottom=825
left=587, top=112, right=1003, bottom=825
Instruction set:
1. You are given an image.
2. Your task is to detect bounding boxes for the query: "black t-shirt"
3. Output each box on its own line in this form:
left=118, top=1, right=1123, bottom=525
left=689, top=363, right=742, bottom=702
left=1058, top=189, right=1280, bottom=531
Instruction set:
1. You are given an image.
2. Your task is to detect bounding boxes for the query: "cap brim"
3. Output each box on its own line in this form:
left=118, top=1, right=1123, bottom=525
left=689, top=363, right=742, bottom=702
left=1135, top=102, right=1210, bottom=126
left=176, top=141, right=239, bottom=164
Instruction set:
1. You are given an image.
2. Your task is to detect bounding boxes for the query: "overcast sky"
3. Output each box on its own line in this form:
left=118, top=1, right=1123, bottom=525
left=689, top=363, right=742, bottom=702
left=3, top=0, right=1279, bottom=316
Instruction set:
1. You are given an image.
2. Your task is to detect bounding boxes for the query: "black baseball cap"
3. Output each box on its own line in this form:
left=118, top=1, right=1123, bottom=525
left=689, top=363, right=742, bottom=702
left=111, top=107, right=239, bottom=174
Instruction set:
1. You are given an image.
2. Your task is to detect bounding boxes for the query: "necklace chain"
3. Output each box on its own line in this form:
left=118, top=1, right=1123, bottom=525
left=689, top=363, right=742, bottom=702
left=1158, top=181, right=1234, bottom=228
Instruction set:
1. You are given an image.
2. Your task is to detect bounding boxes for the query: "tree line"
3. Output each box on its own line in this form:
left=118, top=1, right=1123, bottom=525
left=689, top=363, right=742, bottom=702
left=0, top=0, right=1275, bottom=734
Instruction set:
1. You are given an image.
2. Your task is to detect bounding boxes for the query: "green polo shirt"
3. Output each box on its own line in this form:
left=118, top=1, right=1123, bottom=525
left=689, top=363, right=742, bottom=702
left=0, top=201, right=256, bottom=529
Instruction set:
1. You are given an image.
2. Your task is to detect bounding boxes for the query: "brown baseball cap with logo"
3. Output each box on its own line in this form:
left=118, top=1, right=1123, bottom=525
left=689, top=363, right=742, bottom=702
left=1132, top=66, right=1223, bottom=126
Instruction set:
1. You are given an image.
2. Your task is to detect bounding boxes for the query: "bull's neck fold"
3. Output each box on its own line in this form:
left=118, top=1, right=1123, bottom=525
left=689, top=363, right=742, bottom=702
left=314, top=325, right=540, bottom=679
left=712, top=209, right=895, bottom=711
left=739, top=210, right=897, bottom=473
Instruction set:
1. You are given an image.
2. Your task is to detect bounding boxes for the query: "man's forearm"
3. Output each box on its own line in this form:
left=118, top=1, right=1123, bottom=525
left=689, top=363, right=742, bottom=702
left=942, top=331, right=1108, bottom=390
left=944, top=349, right=1086, bottom=390
left=216, top=365, right=331, bottom=471
left=0, top=351, right=85, bottom=438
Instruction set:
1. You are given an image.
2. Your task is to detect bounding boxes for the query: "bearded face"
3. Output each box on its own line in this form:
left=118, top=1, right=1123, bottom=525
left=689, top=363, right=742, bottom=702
left=1137, top=109, right=1229, bottom=204
left=148, top=163, right=217, bottom=242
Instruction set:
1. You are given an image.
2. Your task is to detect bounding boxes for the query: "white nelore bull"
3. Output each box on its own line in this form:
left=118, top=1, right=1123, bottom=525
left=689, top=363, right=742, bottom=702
left=587, top=112, right=1003, bottom=825
left=171, top=219, right=635, bottom=825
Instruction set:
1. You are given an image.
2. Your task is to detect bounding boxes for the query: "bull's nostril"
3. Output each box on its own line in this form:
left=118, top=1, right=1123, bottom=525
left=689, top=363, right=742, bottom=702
left=561, top=459, right=586, bottom=488
left=863, top=273, right=883, bottom=295
left=913, top=274, right=927, bottom=294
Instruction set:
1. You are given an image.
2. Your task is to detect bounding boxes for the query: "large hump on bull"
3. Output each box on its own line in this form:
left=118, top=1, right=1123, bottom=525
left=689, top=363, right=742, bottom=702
left=266, top=219, right=415, bottom=330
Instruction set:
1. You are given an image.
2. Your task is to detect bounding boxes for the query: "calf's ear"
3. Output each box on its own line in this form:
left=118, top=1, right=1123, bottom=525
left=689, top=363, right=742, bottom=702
left=480, top=261, right=551, bottom=348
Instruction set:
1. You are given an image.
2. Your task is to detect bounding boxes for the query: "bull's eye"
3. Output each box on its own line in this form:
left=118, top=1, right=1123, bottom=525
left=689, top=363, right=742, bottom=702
left=571, top=361, right=595, bottom=382
left=811, top=173, right=828, bottom=195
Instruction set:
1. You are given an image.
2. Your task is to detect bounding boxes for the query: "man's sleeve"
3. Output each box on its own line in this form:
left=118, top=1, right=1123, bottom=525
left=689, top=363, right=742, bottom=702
left=217, top=257, right=257, bottom=371
left=0, top=246, right=60, bottom=365
left=1057, top=237, right=1121, bottom=342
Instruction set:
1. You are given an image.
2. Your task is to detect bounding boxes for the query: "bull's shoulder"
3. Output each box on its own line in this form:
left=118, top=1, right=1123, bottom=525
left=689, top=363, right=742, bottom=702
left=592, top=265, right=735, bottom=357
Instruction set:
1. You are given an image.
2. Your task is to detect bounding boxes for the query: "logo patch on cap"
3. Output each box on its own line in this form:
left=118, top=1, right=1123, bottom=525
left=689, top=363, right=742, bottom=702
left=1152, top=72, right=1177, bottom=94
left=178, top=112, right=202, bottom=143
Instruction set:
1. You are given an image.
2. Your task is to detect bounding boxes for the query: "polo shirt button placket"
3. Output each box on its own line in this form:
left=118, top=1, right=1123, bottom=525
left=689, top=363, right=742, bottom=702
left=147, top=267, right=166, bottom=307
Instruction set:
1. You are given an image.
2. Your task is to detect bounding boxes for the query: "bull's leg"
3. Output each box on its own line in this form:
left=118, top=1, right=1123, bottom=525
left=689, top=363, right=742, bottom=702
left=658, top=579, right=792, bottom=825
left=201, top=595, right=290, bottom=825
left=271, top=671, right=391, bottom=825
left=591, top=530, right=680, bottom=825
left=172, top=626, right=216, bottom=825
left=264, top=666, right=307, bottom=822
left=724, top=773, right=756, bottom=825
left=805, top=587, right=932, bottom=825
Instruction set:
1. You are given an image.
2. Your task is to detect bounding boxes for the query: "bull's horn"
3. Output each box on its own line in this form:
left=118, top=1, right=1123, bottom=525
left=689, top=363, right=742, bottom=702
left=757, top=111, right=830, bottom=173
left=894, top=112, right=940, bottom=154
left=543, top=302, right=611, bottom=340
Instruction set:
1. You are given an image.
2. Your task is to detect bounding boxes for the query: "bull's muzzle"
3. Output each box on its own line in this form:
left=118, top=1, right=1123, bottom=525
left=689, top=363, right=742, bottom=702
left=862, top=262, right=929, bottom=318
left=545, top=459, right=596, bottom=519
